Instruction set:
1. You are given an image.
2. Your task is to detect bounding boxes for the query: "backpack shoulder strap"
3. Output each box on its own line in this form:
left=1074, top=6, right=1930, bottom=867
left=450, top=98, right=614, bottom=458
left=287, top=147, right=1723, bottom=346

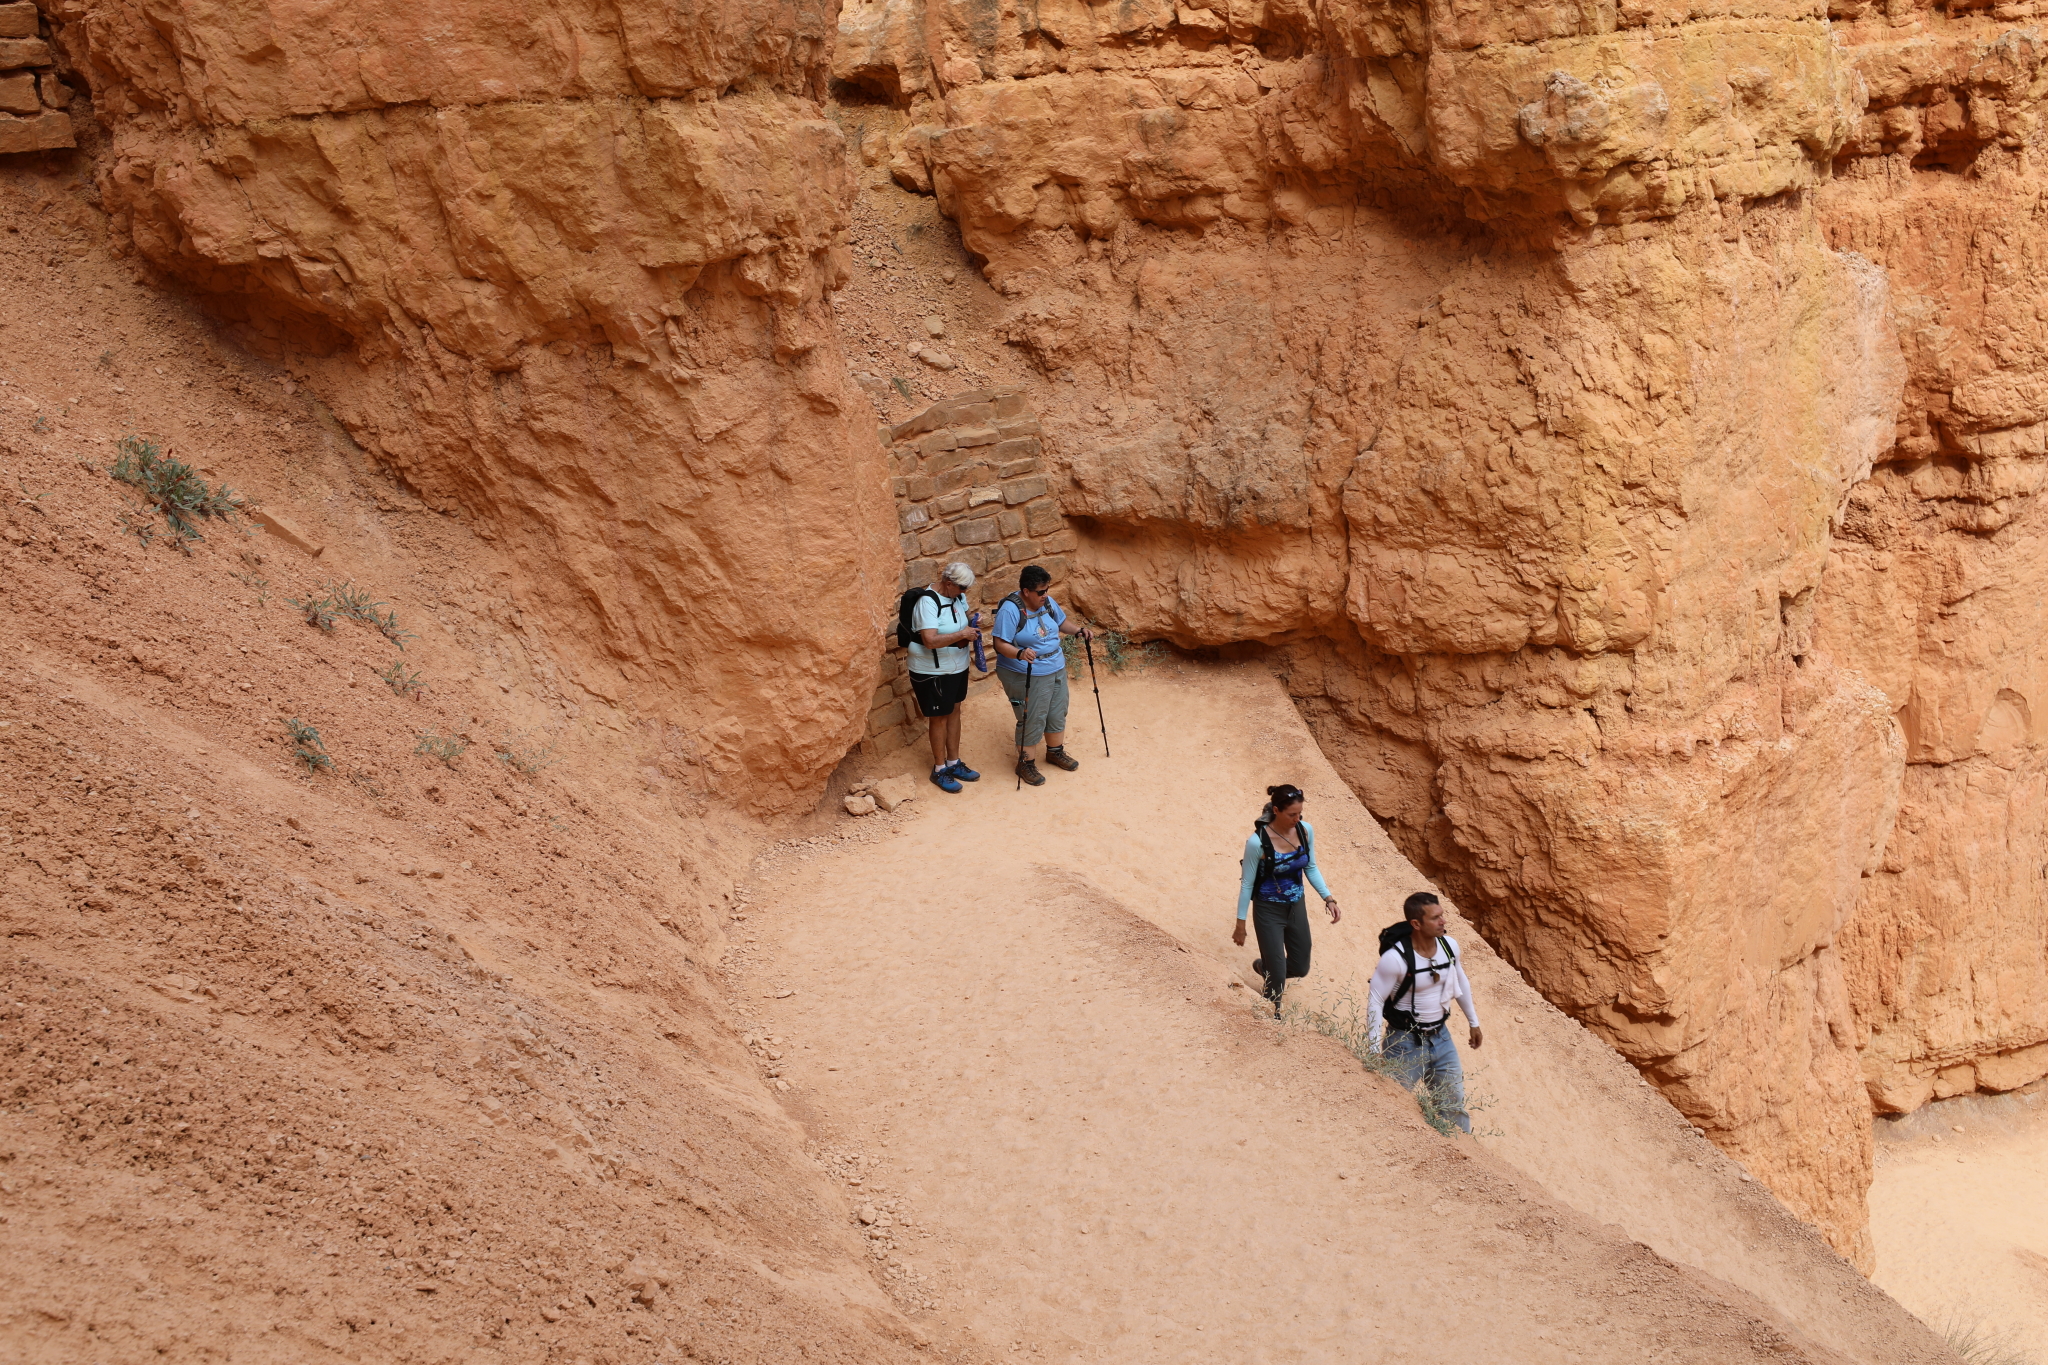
left=905, top=587, right=941, bottom=643
left=1396, top=936, right=1420, bottom=1009
left=997, top=592, right=1027, bottom=639
left=1253, top=824, right=1277, bottom=891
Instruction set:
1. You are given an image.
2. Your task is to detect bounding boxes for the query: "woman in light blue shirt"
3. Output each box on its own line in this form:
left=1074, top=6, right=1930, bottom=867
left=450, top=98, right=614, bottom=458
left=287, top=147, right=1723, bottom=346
left=992, top=564, right=1092, bottom=787
left=1231, top=783, right=1341, bottom=1017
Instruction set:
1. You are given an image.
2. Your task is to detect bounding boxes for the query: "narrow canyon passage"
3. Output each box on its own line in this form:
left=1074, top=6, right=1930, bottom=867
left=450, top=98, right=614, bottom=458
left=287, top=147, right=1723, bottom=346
left=733, top=664, right=1939, bottom=1364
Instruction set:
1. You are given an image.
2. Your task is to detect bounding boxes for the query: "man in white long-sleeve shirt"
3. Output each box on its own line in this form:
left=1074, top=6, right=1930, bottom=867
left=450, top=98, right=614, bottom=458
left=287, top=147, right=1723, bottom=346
left=1367, top=891, right=1484, bottom=1134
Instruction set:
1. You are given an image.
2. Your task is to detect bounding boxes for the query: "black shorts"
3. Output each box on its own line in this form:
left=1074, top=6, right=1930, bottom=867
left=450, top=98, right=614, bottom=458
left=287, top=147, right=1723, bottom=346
left=910, top=669, right=969, bottom=717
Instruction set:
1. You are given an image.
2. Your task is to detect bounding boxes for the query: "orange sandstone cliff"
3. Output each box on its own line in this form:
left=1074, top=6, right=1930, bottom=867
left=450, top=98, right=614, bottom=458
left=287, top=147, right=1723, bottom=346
left=44, top=0, right=899, bottom=815
left=827, top=0, right=2048, bottom=1265
left=26, top=0, right=2047, bottom=1277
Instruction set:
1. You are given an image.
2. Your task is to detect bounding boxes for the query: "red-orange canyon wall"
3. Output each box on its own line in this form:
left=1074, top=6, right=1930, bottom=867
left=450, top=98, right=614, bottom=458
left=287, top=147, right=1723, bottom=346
left=35, top=0, right=2048, bottom=1268
left=829, top=0, right=2048, bottom=1265
left=41, top=0, right=900, bottom=815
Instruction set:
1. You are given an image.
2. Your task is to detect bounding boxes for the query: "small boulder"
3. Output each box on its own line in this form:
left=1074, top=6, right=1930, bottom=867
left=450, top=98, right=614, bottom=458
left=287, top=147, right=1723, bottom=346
left=868, top=775, right=919, bottom=811
left=844, top=794, right=877, bottom=816
left=922, top=316, right=946, bottom=337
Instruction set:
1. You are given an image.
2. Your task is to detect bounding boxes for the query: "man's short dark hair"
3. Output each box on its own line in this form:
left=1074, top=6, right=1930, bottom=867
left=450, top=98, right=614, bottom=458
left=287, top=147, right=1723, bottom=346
left=1403, top=891, right=1440, bottom=921
left=1019, top=565, right=1051, bottom=592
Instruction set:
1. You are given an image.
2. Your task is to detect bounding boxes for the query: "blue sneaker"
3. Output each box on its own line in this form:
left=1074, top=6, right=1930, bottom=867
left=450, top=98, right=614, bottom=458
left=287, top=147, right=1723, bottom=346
left=947, top=760, right=981, bottom=782
left=929, top=767, right=963, bottom=794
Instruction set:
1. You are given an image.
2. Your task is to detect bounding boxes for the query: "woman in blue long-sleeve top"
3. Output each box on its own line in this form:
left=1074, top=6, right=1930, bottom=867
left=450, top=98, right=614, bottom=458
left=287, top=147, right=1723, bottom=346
left=1231, top=784, right=1342, bottom=1017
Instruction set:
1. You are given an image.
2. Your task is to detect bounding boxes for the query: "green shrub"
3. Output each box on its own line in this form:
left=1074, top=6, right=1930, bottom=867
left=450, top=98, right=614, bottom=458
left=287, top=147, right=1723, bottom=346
left=1283, top=983, right=1491, bottom=1137
left=1065, top=630, right=1168, bottom=674
left=493, top=731, right=560, bottom=776
left=414, top=730, right=469, bottom=767
left=326, top=580, right=383, bottom=623
left=280, top=717, right=333, bottom=774
left=286, top=592, right=339, bottom=632
left=107, top=435, right=252, bottom=550
left=378, top=660, right=425, bottom=700
left=299, top=580, right=416, bottom=649
left=373, top=607, right=416, bottom=651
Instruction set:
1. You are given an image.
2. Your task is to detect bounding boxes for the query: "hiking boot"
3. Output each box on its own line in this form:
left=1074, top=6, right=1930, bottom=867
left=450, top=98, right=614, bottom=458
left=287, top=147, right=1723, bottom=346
left=1043, top=745, right=1080, bottom=772
left=929, top=767, right=963, bottom=794
left=947, top=759, right=981, bottom=782
left=1015, top=758, right=1045, bottom=787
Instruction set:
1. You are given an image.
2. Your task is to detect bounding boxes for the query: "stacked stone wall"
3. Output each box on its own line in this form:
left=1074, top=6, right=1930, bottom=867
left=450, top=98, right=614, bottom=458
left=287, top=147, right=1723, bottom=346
left=0, top=4, right=74, bottom=154
left=860, top=385, right=1076, bottom=757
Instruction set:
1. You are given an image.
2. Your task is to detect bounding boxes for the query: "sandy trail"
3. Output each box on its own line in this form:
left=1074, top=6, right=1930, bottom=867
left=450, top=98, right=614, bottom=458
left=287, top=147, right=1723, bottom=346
left=737, top=663, right=1949, bottom=1364
left=1870, top=1086, right=2048, bottom=1353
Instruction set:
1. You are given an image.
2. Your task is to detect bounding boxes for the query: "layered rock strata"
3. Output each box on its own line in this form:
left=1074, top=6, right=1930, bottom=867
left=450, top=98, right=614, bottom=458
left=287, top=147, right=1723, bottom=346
left=830, top=0, right=2048, bottom=1264
left=43, top=0, right=897, bottom=813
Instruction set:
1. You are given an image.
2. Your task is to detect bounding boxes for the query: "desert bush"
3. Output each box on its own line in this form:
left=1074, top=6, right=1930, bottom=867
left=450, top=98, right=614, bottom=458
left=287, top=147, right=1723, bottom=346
left=107, top=435, right=252, bottom=550
left=493, top=730, right=560, bottom=776
left=280, top=716, right=333, bottom=773
left=1942, top=1315, right=2036, bottom=1365
left=1064, top=629, right=1169, bottom=675
left=296, top=579, right=416, bottom=649
left=378, top=660, right=425, bottom=700
left=1283, top=983, right=1491, bottom=1137
left=373, top=607, right=416, bottom=650
left=414, top=730, right=469, bottom=767
left=286, top=592, right=339, bottom=632
left=326, top=580, right=382, bottom=623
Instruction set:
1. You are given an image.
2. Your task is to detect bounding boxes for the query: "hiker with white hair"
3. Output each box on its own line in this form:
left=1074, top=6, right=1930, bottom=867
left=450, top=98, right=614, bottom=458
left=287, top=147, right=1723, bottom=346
left=908, top=561, right=982, bottom=793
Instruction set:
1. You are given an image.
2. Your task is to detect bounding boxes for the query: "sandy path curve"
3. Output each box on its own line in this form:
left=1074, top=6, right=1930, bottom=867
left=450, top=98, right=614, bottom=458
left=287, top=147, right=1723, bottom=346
left=734, top=664, right=1953, bottom=1365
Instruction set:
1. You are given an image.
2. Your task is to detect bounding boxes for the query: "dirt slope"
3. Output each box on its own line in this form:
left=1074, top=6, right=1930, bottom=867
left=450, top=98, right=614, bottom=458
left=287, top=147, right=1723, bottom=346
left=0, top=155, right=925, bottom=1363
left=742, top=664, right=1951, bottom=1364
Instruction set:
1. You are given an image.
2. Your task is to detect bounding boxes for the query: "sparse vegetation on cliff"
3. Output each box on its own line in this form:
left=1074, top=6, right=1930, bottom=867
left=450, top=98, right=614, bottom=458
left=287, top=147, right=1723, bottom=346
left=493, top=730, right=559, bottom=776
left=1942, top=1315, right=2036, bottom=1365
left=1281, top=984, right=1492, bottom=1137
left=280, top=716, right=333, bottom=773
left=378, top=659, right=425, bottom=700
left=414, top=729, right=469, bottom=767
left=287, top=589, right=340, bottom=632
left=106, top=434, right=251, bottom=550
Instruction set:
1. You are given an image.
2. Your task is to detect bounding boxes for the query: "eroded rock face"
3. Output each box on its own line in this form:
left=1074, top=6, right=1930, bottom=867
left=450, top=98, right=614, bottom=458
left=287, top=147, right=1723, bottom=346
left=45, top=0, right=897, bottom=812
left=837, top=0, right=2048, bottom=1262
left=1815, top=5, right=2048, bottom=1121
left=48, top=0, right=2048, bottom=1266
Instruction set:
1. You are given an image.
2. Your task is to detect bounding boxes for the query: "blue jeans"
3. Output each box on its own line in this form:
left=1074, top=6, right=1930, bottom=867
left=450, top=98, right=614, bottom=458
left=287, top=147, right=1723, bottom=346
left=1385, top=1024, right=1469, bottom=1134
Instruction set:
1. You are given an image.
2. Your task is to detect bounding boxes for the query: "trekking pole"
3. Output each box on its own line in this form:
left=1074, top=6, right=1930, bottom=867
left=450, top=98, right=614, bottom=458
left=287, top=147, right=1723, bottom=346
left=1084, top=633, right=1109, bottom=758
left=1017, top=659, right=1033, bottom=791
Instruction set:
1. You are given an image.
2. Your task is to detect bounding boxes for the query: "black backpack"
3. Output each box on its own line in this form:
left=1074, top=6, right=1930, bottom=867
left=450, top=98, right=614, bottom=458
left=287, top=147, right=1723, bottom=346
left=1250, top=815, right=1312, bottom=894
left=893, top=586, right=940, bottom=650
left=1378, top=919, right=1456, bottom=1032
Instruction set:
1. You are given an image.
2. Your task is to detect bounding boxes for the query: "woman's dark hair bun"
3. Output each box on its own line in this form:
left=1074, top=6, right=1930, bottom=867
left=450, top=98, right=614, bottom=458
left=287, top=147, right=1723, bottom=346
left=1266, top=783, right=1305, bottom=804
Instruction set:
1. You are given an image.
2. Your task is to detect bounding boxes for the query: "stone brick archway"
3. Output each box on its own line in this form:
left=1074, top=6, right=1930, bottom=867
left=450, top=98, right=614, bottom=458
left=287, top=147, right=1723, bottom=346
left=860, top=385, right=1075, bottom=757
